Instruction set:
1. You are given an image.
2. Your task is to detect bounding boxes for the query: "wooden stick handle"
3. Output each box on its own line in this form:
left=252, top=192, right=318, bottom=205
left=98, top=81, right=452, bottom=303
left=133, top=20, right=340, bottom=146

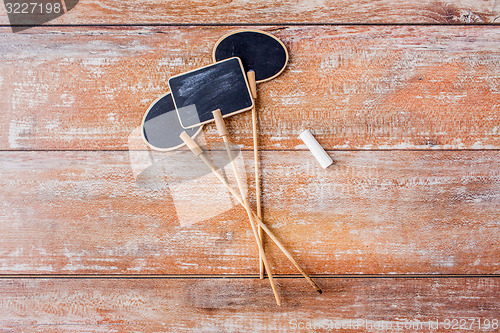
left=180, top=133, right=321, bottom=294
left=179, top=132, right=203, bottom=157
left=212, top=109, right=228, bottom=137
left=247, top=70, right=257, bottom=99
left=217, top=116, right=280, bottom=305
left=247, top=70, right=264, bottom=279
left=180, top=130, right=282, bottom=306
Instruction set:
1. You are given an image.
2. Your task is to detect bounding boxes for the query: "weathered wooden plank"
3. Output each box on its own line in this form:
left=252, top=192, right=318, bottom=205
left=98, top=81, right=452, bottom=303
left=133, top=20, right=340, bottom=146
left=0, top=150, right=498, bottom=274
left=0, top=0, right=499, bottom=25
left=1, top=26, right=499, bottom=150
left=0, top=277, right=498, bottom=332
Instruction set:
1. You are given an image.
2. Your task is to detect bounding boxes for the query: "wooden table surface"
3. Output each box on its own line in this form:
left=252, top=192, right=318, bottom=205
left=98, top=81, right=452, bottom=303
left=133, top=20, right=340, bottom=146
left=1, top=1, right=499, bottom=332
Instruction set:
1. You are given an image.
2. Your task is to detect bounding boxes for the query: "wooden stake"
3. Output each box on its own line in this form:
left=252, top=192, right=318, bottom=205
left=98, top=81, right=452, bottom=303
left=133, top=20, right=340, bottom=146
left=212, top=110, right=281, bottom=305
left=247, top=70, right=265, bottom=279
left=180, top=131, right=322, bottom=295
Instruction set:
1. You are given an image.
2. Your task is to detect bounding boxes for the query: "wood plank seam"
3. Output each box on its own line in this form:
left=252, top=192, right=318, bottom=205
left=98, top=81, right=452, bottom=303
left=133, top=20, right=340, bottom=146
left=1, top=23, right=500, bottom=27
left=1, top=275, right=499, bottom=279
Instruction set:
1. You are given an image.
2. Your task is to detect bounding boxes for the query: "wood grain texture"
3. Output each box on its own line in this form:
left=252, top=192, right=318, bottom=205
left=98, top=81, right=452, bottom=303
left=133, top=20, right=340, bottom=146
left=1, top=26, right=499, bottom=150
left=0, top=278, right=498, bottom=332
left=1, top=0, right=499, bottom=24
left=0, top=150, right=498, bottom=275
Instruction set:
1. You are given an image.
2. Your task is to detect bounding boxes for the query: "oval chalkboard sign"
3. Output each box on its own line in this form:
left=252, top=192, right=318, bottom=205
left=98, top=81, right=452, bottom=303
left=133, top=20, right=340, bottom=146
left=213, top=30, right=288, bottom=83
left=141, top=92, right=202, bottom=151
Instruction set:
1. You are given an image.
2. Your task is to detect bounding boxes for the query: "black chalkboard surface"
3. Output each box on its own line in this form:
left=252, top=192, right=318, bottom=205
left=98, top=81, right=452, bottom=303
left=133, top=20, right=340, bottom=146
left=141, top=92, right=202, bottom=151
left=169, top=57, right=254, bottom=129
left=213, top=30, right=288, bottom=83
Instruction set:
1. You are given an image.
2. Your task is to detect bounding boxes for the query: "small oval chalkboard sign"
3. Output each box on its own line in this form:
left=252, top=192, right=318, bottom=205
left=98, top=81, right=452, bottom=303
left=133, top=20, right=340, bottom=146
left=141, top=92, right=202, bottom=151
left=213, top=29, right=289, bottom=83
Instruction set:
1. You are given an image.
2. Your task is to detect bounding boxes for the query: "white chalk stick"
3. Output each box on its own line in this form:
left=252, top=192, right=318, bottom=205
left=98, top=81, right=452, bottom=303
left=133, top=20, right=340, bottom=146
left=299, top=130, right=333, bottom=169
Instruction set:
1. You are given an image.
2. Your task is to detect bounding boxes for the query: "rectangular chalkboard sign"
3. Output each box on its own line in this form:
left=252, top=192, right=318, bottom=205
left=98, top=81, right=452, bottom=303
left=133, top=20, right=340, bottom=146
left=169, top=57, right=254, bottom=129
